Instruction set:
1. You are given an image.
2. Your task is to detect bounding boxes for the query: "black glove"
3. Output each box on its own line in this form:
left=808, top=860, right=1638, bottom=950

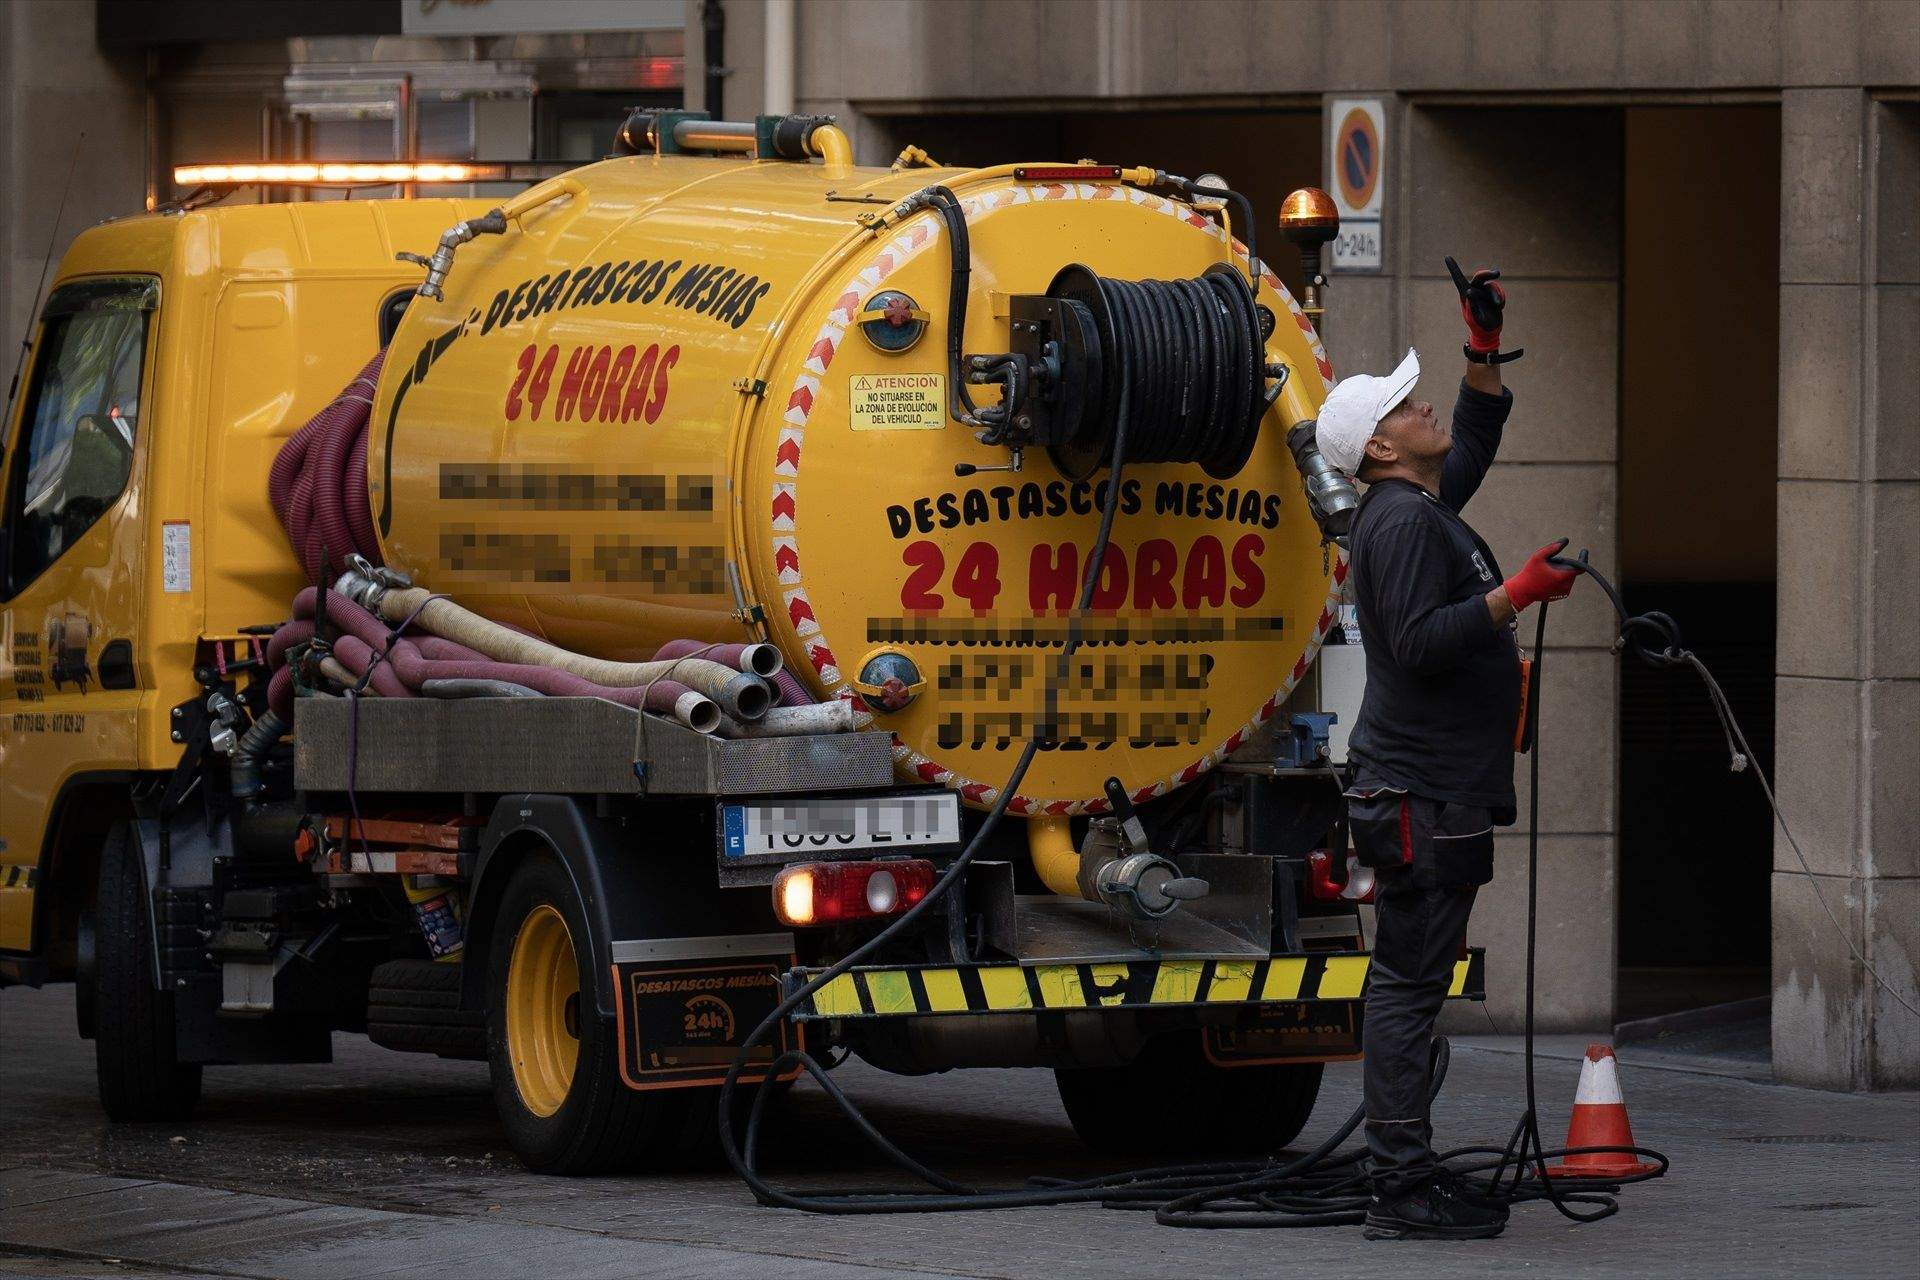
left=1446, top=255, right=1523, bottom=364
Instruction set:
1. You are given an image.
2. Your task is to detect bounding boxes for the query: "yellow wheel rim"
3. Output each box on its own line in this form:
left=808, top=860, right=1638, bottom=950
left=505, top=903, right=580, bottom=1118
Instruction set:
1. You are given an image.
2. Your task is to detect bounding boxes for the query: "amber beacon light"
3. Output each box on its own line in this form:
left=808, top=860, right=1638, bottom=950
left=1279, top=186, right=1340, bottom=326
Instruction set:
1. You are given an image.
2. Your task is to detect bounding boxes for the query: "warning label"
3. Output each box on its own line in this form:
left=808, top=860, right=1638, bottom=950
left=162, top=521, right=192, bottom=594
left=849, top=373, right=946, bottom=431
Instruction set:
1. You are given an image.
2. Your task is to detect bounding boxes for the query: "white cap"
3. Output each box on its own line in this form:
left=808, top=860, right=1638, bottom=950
left=1315, top=348, right=1421, bottom=476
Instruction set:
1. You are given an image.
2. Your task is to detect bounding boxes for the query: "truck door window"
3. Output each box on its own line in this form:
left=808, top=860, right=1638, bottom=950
left=2, top=277, right=158, bottom=597
left=378, top=288, right=411, bottom=345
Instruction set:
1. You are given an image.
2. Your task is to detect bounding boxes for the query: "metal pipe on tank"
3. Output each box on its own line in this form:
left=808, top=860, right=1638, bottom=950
left=673, top=119, right=759, bottom=153
left=713, top=700, right=856, bottom=738
left=1028, top=816, right=1081, bottom=898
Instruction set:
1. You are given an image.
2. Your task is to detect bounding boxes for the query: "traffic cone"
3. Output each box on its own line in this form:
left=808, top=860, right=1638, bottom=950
left=1545, top=1044, right=1661, bottom=1179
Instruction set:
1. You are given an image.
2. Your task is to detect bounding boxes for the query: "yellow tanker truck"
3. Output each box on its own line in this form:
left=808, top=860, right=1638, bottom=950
left=0, top=112, right=1482, bottom=1173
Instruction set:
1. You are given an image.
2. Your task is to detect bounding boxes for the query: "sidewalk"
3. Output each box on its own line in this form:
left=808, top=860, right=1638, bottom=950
left=3, top=983, right=1915, bottom=1279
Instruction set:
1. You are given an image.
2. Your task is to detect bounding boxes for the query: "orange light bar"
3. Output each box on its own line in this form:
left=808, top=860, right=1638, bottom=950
left=174, top=162, right=507, bottom=187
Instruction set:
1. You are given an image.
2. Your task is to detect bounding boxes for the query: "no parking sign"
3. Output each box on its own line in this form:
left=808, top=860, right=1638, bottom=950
left=1328, top=99, right=1384, bottom=271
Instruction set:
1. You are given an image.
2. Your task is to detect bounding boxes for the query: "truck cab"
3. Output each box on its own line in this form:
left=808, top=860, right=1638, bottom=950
left=1, top=200, right=490, bottom=981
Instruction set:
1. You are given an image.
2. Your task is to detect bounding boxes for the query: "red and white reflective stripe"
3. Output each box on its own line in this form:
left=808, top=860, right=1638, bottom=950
left=1573, top=1044, right=1626, bottom=1105
left=770, top=183, right=1345, bottom=812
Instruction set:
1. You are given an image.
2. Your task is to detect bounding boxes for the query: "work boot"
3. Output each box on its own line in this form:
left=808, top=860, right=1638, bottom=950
left=1432, top=1168, right=1512, bottom=1221
left=1364, top=1174, right=1509, bottom=1241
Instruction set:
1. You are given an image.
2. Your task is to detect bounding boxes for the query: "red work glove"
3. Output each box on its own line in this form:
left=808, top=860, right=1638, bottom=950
left=1446, top=256, right=1506, bottom=354
left=1504, top=538, right=1579, bottom=611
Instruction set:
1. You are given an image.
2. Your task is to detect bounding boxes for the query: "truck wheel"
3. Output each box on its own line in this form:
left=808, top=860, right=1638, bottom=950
left=1205, top=1059, right=1324, bottom=1156
left=94, top=822, right=202, bottom=1122
left=485, top=855, right=719, bottom=1174
left=1054, top=1032, right=1323, bottom=1157
left=367, top=959, right=486, bottom=1060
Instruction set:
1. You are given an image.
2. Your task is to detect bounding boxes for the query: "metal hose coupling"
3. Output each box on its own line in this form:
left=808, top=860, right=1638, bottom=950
left=1087, top=850, right=1211, bottom=921
left=1286, top=419, right=1359, bottom=545
left=332, top=555, right=412, bottom=615
left=1076, top=777, right=1210, bottom=921
left=400, top=208, right=509, bottom=300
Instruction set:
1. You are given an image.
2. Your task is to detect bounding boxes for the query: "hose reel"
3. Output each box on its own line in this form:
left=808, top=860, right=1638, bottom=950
left=998, top=263, right=1273, bottom=482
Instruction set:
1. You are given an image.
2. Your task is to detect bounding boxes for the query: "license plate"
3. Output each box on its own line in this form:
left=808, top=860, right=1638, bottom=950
left=720, top=793, right=961, bottom=862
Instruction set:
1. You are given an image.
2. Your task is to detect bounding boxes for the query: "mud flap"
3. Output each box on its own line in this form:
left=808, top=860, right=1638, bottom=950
left=611, top=942, right=803, bottom=1091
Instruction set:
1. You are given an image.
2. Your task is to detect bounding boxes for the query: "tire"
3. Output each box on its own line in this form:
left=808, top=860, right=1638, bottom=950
left=1206, top=1058, right=1324, bottom=1156
left=94, top=822, right=202, bottom=1122
left=367, top=959, right=486, bottom=1060
left=484, top=854, right=721, bottom=1174
left=1054, top=1032, right=1323, bottom=1157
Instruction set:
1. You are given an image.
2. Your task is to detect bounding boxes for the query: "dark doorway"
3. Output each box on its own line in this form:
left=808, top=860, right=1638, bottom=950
left=1617, top=106, right=1780, bottom=1023
left=871, top=108, right=1321, bottom=296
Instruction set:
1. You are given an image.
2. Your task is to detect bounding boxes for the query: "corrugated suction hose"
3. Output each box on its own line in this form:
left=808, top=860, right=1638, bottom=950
left=269, top=352, right=386, bottom=583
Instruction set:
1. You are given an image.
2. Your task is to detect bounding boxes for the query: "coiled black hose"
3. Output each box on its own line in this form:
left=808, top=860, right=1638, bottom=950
left=915, top=182, right=1269, bottom=482
left=1046, top=263, right=1267, bottom=481
left=718, top=573, right=1675, bottom=1225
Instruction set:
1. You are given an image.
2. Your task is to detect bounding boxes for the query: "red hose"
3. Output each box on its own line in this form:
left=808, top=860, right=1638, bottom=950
left=285, top=587, right=702, bottom=717
left=265, top=619, right=314, bottom=670
left=262, top=369, right=780, bottom=731
left=267, top=665, right=295, bottom=720
left=328, top=635, right=416, bottom=700
left=418, top=636, right=488, bottom=663
left=652, top=638, right=813, bottom=706
left=769, top=668, right=810, bottom=708
left=271, top=352, right=386, bottom=583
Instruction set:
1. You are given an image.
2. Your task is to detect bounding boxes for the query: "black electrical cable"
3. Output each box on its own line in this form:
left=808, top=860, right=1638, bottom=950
left=1167, top=175, right=1260, bottom=293
left=717, top=548, right=1691, bottom=1225
left=1549, top=551, right=1918, bottom=1020
left=714, top=286, right=1138, bottom=1207
left=714, top=185, right=1267, bottom=1205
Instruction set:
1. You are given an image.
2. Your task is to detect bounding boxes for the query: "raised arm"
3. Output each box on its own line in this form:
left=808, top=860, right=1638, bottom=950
left=1440, top=256, right=1520, bottom=512
left=1440, top=377, right=1512, bottom=511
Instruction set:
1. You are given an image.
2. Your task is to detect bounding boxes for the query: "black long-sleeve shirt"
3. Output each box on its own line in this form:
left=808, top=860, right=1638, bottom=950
left=1345, top=380, right=1520, bottom=817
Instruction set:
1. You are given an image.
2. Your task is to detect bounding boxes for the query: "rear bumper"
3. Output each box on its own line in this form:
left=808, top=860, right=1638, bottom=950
left=787, top=948, right=1486, bottom=1020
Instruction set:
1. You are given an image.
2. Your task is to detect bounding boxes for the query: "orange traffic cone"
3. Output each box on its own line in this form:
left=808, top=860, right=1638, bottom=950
left=1546, top=1043, right=1661, bottom=1179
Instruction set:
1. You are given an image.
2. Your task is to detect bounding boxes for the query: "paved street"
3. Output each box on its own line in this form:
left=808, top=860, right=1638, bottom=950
left=2, top=983, right=1915, bottom=1279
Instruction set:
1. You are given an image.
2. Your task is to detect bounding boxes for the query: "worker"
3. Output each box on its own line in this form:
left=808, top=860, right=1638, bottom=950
left=1314, top=259, right=1579, bottom=1241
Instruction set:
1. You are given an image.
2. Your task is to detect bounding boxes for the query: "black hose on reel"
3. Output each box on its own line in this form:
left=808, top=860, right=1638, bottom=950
left=1043, top=263, right=1268, bottom=482
left=912, top=176, right=1273, bottom=483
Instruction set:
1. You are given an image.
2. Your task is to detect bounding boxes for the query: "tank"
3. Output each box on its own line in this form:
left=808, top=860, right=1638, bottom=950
left=368, top=149, right=1342, bottom=815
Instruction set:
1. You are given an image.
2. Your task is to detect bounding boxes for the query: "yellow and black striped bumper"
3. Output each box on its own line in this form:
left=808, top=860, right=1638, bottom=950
left=788, top=948, right=1485, bottom=1020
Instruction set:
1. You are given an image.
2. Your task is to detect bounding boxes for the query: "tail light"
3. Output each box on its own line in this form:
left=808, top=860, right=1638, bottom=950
left=773, top=859, right=936, bottom=927
left=1307, top=850, right=1376, bottom=904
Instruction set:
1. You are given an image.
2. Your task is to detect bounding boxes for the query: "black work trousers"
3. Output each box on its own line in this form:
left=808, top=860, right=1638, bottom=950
left=1345, top=780, right=1493, bottom=1201
left=1362, top=874, right=1478, bottom=1198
